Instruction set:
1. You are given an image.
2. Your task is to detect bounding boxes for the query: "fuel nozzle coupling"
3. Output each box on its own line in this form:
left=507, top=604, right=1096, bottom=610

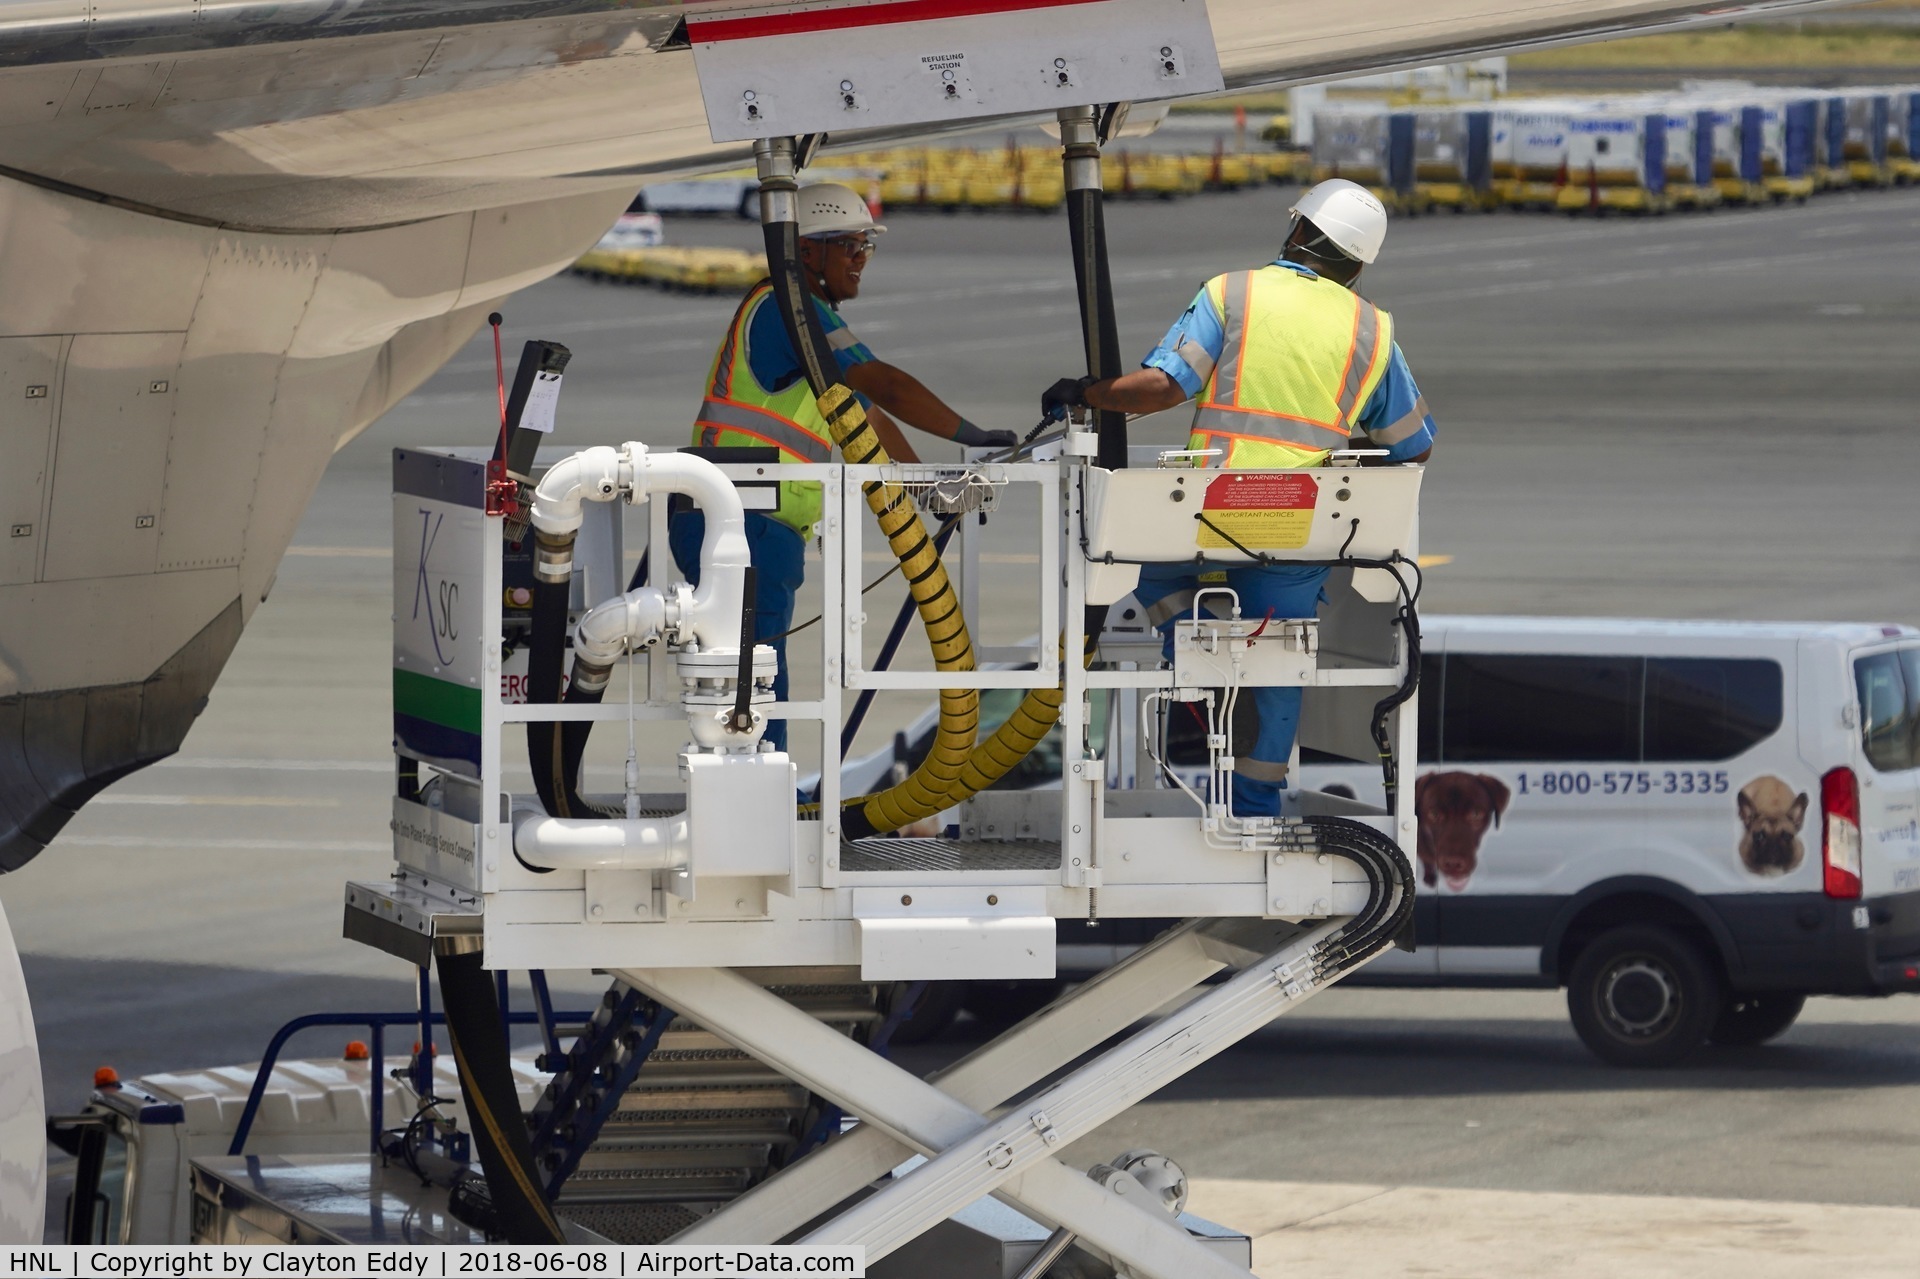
left=1057, top=105, right=1103, bottom=192
left=753, top=137, right=799, bottom=227
left=532, top=528, right=574, bottom=585
left=679, top=647, right=779, bottom=754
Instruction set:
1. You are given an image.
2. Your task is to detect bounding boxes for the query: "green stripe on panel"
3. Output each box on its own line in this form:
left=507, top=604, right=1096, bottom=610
left=393, top=668, right=482, bottom=734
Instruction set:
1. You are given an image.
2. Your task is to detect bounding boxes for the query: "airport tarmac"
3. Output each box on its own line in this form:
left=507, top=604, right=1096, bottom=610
left=7, top=182, right=1920, bottom=1263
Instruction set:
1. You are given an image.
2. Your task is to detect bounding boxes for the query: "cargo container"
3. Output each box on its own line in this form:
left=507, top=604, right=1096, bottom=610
left=1894, top=90, right=1920, bottom=183
left=1491, top=102, right=1577, bottom=207
left=1646, top=103, right=1722, bottom=208
left=1764, top=97, right=1820, bottom=202
left=1830, top=92, right=1893, bottom=187
left=1410, top=107, right=1495, bottom=210
left=1555, top=109, right=1668, bottom=213
left=1311, top=107, right=1392, bottom=192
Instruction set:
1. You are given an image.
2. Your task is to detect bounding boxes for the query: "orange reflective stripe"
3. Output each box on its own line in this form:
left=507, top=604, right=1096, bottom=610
left=697, top=396, right=832, bottom=462
left=1192, top=426, right=1329, bottom=468
left=710, top=282, right=769, bottom=400
left=1333, top=301, right=1383, bottom=424
left=1190, top=408, right=1345, bottom=451
left=1211, top=271, right=1253, bottom=406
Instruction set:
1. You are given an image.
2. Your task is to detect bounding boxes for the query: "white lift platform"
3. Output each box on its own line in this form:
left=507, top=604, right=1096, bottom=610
left=339, top=430, right=1422, bottom=1277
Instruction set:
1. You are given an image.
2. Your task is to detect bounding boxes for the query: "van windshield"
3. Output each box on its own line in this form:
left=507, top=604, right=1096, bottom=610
left=1854, top=647, right=1920, bottom=773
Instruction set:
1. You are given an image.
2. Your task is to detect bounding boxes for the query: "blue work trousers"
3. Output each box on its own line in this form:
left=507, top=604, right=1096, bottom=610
left=668, top=510, right=807, bottom=753
left=1131, top=561, right=1329, bottom=817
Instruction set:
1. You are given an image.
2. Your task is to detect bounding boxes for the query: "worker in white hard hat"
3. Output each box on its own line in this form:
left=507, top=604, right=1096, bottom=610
left=1038, top=178, right=1437, bottom=817
left=674, top=182, right=1014, bottom=752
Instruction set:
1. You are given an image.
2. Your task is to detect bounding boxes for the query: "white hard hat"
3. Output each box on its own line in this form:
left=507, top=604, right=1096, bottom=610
left=797, top=183, right=886, bottom=238
left=1289, top=178, right=1387, bottom=265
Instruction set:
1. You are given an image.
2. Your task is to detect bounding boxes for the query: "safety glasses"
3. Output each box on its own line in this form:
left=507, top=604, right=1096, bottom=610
left=821, top=231, right=878, bottom=258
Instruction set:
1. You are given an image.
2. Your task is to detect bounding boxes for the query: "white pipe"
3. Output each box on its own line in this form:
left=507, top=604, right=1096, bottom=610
left=528, top=444, right=627, bottom=538
left=638, top=450, right=749, bottom=652
left=575, top=587, right=672, bottom=666
left=514, top=810, right=691, bottom=872
left=567, top=446, right=751, bottom=660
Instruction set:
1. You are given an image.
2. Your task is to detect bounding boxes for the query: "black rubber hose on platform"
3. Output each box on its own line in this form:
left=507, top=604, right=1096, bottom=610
left=436, top=950, right=567, bottom=1244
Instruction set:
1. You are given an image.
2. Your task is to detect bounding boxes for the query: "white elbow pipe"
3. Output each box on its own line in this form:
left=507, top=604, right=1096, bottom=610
left=574, top=587, right=672, bottom=669
left=530, top=443, right=750, bottom=655
left=514, top=811, right=692, bottom=872
left=634, top=451, right=751, bottom=652
left=529, top=444, right=628, bottom=538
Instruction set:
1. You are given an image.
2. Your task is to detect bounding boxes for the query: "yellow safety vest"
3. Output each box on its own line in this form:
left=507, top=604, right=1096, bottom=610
left=691, top=281, right=834, bottom=536
left=1186, top=266, right=1394, bottom=469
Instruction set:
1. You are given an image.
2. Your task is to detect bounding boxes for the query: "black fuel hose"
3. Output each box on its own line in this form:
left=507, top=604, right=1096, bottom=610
left=525, top=560, right=608, bottom=827
left=525, top=568, right=574, bottom=823
left=436, top=950, right=567, bottom=1244
left=1064, top=151, right=1127, bottom=471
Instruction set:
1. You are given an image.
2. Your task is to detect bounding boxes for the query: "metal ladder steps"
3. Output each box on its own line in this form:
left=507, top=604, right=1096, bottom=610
left=594, top=1115, right=800, bottom=1145
left=616, top=1066, right=799, bottom=1089
left=611, top=1084, right=808, bottom=1112
left=554, top=1170, right=758, bottom=1204
left=570, top=1145, right=781, bottom=1175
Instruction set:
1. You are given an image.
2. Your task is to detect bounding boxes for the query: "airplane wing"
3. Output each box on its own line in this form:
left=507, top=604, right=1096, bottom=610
left=0, top=0, right=1842, bottom=868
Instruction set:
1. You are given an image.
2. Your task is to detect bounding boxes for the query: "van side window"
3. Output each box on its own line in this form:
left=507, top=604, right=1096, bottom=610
left=1855, top=650, right=1914, bottom=773
left=1417, top=651, right=1441, bottom=763
left=1643, top=657, right=1783, bottom=761
left=1905, top=649, right=1920, bottom=769
left=1441, top=655, right=1641, bottom=763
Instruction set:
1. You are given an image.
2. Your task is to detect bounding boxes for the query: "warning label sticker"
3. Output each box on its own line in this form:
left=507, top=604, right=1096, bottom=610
left=1196, top=472, right=1319, bottom=551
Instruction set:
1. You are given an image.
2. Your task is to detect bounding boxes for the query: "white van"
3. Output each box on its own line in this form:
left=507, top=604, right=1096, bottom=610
left=1297, top=617, right=1920, bottom=1066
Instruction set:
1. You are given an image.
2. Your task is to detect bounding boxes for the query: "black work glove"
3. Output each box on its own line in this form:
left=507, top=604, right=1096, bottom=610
left=1041, top=375, right=1097, bottom=423
left=951, top=419, right=1018, bottom=449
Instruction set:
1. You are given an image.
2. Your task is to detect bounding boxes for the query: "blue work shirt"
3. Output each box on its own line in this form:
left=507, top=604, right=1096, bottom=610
left=1142, top=260, right=1437, bottom=461
left=744, top=289, right=875, bottom=404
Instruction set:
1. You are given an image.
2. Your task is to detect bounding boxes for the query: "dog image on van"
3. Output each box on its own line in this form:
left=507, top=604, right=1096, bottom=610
left=1737, top=775, right=1810, bottom=877
left=1414, top=771, right=1512, bottom=891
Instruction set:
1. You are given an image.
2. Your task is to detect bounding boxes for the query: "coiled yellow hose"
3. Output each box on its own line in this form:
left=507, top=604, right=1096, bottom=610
left=933, top=633, right=1096, bottom=803
left=814, top=383, right=1092, bottom=832
left=814, top=386, right=981, bottom=839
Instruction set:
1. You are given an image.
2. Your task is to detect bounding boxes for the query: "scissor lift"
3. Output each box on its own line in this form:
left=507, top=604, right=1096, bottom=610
left=339, top=420, right=1422, bottom=1276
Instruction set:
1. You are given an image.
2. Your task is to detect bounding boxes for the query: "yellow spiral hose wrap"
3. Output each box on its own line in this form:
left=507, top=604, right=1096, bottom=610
left=814, top=386, right=981, bottom=838
left=934, top=631, right=1098, bottom=803
left=811, top=388, right=1096, bottom=835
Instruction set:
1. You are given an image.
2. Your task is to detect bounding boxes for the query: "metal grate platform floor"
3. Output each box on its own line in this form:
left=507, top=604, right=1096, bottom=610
left=840, top=837, right=1062, bottom=873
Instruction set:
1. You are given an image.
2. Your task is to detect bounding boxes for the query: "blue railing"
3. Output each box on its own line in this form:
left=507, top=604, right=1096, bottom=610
left=227, top=1002, right=590, bottom=1157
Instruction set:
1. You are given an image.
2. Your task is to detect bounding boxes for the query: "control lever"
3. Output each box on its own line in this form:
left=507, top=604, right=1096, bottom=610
left=728, top=565, right=758, bottom=735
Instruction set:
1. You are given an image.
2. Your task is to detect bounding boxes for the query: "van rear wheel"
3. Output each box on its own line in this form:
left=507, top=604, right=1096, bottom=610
left=1708, top=993, right=1806, bottom=1047
left=1567, top=925, right=1723, bottom=1067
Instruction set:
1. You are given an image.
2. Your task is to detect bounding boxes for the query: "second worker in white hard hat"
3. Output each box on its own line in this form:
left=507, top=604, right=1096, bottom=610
left=1038, top=178, right=1437, bottom=817
left=675, top=183, right=1014, bottom=753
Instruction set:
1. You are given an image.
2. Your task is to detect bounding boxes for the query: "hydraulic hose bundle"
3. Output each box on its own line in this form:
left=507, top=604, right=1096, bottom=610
left=1298, top=816, right=1416, bottom=970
